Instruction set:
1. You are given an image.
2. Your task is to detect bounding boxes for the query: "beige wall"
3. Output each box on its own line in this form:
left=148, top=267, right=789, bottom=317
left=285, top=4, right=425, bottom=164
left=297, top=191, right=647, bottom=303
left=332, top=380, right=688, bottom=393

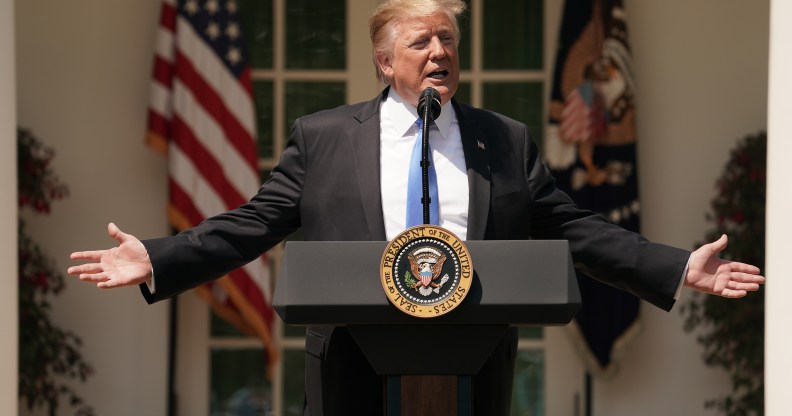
left=15, top=0, right=169, bottom=415
left=13, top=0, right=770, bottom=415
left=592, top=1, right=770, bottom=415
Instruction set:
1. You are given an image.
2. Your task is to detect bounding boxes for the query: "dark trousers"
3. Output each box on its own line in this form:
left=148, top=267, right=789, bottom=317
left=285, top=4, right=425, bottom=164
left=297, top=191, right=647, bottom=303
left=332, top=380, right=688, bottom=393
left=303, top=326, right=518, bottom=415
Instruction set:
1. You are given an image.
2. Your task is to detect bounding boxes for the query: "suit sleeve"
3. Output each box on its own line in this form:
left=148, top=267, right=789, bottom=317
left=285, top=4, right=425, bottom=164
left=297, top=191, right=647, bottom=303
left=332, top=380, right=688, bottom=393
left=521, top=128, right=688, bottom=311
left=140, top=119, right=310, bottom=303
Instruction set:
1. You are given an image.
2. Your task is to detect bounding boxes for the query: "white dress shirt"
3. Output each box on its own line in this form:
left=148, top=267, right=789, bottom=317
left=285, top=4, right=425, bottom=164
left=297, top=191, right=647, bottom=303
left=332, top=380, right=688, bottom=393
left=380, top=88, right=469, bottom=241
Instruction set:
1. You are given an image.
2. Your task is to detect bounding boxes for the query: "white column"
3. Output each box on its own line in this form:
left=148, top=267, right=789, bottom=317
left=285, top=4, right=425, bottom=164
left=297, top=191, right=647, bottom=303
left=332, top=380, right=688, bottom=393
left=0, top=0, right=18, bottom=414
left=765, top=1, right=792, bottom=415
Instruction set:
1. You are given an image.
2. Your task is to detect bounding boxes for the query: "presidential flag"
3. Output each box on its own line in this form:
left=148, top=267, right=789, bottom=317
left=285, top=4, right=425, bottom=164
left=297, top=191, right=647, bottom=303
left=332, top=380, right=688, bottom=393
left=146, top=0, right=276, bottom=364
left=544, top=0, right=640, bottom=377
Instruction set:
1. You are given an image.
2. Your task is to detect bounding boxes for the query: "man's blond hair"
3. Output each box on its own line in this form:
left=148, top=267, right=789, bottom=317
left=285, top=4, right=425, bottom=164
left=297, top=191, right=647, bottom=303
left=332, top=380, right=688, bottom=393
left=369, top=0, right=467, bottom=85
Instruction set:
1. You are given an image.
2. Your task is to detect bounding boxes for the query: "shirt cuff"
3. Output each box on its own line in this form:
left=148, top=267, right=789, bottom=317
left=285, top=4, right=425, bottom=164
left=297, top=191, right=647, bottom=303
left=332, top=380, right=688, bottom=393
left=146, top=271, right=156, bottom=294
left=674, top=255, right=691, bottom=300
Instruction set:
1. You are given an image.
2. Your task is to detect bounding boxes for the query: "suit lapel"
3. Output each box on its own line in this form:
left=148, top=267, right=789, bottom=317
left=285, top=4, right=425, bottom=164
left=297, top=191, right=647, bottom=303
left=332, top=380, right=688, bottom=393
left=344, top=93, right=492, bottom=241
left=453, top=100, right=491, bottom=241
left=347, top=90, right=388, bottom=240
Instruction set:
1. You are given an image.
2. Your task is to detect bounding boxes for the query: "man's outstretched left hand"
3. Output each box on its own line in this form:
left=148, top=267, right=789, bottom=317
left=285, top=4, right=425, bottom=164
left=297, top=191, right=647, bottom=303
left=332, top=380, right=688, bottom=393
left=685, top=234, right=765, bottom=297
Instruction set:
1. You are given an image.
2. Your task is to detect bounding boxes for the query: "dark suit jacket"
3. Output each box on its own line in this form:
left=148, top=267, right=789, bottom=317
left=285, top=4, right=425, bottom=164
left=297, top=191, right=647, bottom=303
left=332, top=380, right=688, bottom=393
left=140, top=88, right=689, bottom=415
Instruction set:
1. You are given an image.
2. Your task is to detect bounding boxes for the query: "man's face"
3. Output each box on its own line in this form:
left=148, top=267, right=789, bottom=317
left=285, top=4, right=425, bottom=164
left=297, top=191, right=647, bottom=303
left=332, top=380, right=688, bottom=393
left=376, top=12, right=460, bottom=107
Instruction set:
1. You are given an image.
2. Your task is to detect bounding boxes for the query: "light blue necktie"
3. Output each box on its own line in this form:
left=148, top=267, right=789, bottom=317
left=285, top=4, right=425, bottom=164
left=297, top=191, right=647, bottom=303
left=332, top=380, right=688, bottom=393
left=406, top=118, right=439, bottom=227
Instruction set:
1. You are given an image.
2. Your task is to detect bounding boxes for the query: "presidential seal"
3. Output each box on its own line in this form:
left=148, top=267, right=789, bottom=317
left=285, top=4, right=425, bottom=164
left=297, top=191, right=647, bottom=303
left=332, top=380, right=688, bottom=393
left=380, top=225, right=473, bottom=318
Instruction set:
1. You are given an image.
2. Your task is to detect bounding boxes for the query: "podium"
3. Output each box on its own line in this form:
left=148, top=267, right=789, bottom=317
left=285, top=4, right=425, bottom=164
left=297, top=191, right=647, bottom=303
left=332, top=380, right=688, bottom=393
left=273, top=240, right=581, bottom=415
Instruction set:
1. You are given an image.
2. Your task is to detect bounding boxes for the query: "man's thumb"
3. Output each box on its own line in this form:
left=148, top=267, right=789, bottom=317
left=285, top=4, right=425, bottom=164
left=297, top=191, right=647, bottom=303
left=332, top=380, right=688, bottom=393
left=108, top=222, right=126, bottom=243
left=709, top=234, right=728, bottom=253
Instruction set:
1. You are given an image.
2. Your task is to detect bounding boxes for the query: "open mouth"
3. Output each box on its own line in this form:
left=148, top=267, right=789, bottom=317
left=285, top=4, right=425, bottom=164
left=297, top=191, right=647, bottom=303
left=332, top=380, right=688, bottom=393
left=427, top=70, right=448, bottom=80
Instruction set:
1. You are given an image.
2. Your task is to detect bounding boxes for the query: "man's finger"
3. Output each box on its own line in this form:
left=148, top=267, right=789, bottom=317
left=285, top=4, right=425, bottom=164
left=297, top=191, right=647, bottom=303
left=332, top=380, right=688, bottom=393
left=728, top=262, right=762, bottom=276
left=727, top=281, right=761, bottom=291
left=78, top=272, right=109, bottom=283
left=70, top=250, right=105, bottom=261
left=731, top=271, right=765, bottom=283
left=721, top=288, right=747, bottom=298
left=67, top=263, right=103, bottom=275
left=97, top=277, right=125, bottom=289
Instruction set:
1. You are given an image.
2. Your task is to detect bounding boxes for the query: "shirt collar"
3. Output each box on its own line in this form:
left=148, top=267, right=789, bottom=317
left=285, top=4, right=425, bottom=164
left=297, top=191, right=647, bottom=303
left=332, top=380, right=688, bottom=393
left=382, top=88, right=455, bottom=139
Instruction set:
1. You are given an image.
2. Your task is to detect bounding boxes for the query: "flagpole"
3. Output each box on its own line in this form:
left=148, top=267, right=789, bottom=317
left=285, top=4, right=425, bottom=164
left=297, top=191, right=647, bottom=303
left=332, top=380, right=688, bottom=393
left=585, top=372, right=592, bottom=416
left=167, top=295, right=178, bottom=416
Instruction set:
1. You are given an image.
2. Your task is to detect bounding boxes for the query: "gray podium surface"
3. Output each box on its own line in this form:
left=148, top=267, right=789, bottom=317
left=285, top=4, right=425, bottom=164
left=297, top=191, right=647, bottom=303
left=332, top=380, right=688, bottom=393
left=274, top=239, right=581, bottom=376
left=274, top=240, right=581, bottom=326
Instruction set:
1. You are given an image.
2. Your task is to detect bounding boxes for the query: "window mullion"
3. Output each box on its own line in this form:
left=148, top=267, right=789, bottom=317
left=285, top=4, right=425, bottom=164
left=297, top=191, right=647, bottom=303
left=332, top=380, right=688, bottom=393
left=273, top=0, right=285, bottom=158
left=470, top=0, right=483, bottom=107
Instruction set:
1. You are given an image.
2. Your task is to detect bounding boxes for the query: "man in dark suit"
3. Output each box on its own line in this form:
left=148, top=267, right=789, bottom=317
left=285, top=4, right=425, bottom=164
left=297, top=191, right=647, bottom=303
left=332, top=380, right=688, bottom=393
left=69, top=0, right=764, bottom=414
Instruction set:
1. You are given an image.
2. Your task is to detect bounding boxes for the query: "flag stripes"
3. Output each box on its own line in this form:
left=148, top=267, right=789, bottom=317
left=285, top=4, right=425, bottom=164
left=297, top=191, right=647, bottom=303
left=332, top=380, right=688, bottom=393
left=147, top=0, right=275, bottom=366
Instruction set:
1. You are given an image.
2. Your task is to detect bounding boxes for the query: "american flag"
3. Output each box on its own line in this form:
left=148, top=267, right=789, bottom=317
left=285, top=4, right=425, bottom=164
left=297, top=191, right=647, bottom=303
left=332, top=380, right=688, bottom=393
left=146, top=0, right=276, bottom=364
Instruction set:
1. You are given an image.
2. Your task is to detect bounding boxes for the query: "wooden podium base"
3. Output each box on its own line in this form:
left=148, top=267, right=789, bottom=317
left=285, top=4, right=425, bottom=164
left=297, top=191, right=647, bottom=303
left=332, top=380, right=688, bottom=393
left=386, top=375, right=471, bottom=416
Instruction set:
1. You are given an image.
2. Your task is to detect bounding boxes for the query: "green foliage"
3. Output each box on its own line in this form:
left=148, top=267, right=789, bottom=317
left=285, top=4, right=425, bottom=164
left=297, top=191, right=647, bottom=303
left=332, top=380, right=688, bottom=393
left=681, top=131, right=766, bottom=416
left=18, top=128, right=94, bottom=416
left=404, top=270, right=417, bottom=287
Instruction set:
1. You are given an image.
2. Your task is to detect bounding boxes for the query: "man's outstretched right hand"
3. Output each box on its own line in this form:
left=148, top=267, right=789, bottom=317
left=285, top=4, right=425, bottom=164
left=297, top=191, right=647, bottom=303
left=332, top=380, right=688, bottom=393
left=68, top=223, right=153, bottom=289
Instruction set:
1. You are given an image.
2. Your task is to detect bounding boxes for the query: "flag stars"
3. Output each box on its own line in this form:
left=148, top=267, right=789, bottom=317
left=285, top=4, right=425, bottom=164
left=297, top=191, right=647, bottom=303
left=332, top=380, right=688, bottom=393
left=205, top=0, right=220, bottom=15
left=225, top=0, right=238, bottom=14
left=609, top=209, right=622, bottom=223
left=180, top=0, right=246, bottom=73
left=184, top=0, right=199, bottom=15
left=206, top=21, right=221, bottom=40
left=225, top=22, right=240, bottom=40
left=227, top=47, right=242, bottom=65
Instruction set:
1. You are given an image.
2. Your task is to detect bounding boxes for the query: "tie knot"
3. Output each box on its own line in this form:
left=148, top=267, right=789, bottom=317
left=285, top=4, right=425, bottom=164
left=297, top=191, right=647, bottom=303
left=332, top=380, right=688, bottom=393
left=415, top=117, right=423, bottom=130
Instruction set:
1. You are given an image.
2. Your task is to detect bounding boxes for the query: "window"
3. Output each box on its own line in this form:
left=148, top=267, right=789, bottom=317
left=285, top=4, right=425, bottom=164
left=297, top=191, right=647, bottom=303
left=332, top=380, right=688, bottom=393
left=458, top=1, right=548, bottom=414
left=177, top=1, right=568, bottom=415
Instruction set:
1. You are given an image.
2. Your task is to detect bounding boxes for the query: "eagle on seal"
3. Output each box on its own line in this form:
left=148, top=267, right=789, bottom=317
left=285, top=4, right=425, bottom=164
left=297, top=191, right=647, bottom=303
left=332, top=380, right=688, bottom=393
left=407, top=247, right=447, bottom=295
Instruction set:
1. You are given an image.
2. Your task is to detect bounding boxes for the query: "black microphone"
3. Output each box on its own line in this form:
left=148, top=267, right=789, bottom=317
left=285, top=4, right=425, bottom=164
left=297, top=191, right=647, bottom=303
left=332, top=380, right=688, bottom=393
left=416, top=87, right=440, bottom=224
left=417, top=87, right=441, bottom=122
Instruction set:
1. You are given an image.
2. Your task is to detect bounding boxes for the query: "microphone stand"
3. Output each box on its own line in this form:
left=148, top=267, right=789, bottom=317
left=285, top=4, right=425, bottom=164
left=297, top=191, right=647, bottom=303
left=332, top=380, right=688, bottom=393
left=419, top=99, right=432, bottom=225
left=417, top=87, right=440, bottom=225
